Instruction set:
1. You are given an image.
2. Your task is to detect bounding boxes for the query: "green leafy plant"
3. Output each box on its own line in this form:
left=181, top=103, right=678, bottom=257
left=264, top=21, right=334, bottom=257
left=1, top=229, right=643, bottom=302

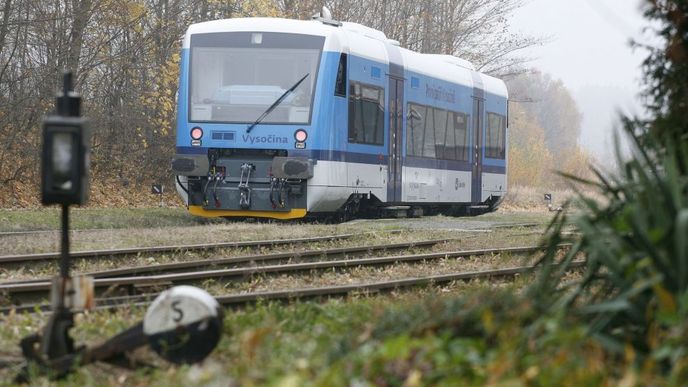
left=532, top=126, right=687, bottom=353
left=531, top=1, right=688, bottom=379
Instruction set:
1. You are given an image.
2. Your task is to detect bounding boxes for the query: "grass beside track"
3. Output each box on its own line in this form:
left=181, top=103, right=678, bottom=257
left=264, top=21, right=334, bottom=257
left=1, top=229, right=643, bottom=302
left=1, top=208, right=625, bottom=385
left=0, top=207, right=221, bottom=233
left=0, top=283, right=643, bottom=386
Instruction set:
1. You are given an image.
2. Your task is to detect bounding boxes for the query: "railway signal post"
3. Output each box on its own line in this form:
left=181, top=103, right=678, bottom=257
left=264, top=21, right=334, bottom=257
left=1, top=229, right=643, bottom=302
left=39, top=71, right=93, bottom=359
left=16, top=74, right=222, bottom=381
left=15, top=72, right=93, bottom=381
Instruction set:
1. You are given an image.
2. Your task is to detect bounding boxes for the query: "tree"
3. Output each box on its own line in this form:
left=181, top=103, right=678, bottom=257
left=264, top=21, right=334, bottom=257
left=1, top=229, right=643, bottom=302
left=506, top=70, right=582, bottom=157
left=0, top=0, right=538, bottom=206
left=506, top=102, right=553, bottom=187
left=326, top=0, right=538, bottom=77
left=505, top=70, right=590, bottom=188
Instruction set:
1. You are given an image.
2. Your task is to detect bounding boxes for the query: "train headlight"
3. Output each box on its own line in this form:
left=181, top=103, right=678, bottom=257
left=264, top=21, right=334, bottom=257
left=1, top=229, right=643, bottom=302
left=294, top=129, right=308, bottom=143
left=190, top=126, right=203, bottom=140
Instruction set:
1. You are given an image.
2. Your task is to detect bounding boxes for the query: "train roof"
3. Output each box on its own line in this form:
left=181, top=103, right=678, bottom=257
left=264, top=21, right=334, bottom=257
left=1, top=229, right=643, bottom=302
left=184, top=17, right=508, bottom=99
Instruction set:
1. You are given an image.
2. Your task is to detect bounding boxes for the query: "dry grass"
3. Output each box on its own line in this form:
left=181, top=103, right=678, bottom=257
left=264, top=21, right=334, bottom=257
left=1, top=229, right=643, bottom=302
left=0, top=224, right=547, bottom=282
left=0, top=213, right=564, bottom=385
left=0, top=222, right=350, bottom=255
left=205, top=250, right=531, bottom=295
left=501, top=185, right=580, bottom=211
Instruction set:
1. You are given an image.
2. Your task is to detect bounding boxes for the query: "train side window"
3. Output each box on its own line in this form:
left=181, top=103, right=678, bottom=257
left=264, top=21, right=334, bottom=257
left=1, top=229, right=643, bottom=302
left=422, top=106, right=435, bottom=158
left=407, top=103, right=470, bottom=161
left=406, top=104, right=425, bottom=156
left=454, top=113, right=469, bottom=161
left=335, top=54, right=347, bottom=97
left=433, top=108, right=448, bottom=159
left=486, top=112, right=506, bottom=159
left=445, top=112, right=457, bottom=160
left=348, top=81, right=384, bottom=145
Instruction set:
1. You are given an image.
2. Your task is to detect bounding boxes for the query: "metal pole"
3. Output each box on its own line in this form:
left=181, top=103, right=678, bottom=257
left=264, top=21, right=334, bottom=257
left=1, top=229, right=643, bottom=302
left=60, top=72, right=71, bottom=116
left=60, top=204, right=70, bottom=279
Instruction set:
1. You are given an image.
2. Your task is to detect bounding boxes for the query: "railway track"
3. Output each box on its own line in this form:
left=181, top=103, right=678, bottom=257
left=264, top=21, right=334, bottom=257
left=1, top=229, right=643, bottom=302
left=0, top=232, right=372, bottom=265
left=0, top=220, right=542, bottom=237
left=0, top=238, right=447, bottom=285
left=0, top=244, right=571, bottom=312
left=1, top=258, right=584, bottom=315
left=0, top=228, right=118, bottom=237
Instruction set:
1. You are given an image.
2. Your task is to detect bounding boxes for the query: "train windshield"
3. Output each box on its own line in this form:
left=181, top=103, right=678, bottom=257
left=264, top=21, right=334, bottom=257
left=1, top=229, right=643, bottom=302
left=189, top=32, right=324, bottom=125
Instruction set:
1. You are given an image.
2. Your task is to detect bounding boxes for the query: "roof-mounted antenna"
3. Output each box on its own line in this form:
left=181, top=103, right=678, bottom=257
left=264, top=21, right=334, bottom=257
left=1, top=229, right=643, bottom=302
left=312, top=6, right=342, bottom=27
left=321, top=6, right=332, bottom=20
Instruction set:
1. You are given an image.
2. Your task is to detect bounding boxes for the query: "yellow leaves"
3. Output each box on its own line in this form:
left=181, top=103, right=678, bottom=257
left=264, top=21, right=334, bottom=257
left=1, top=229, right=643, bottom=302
left=481, top=309, right=495, bottom=334
left=618, top=368, right=638, bottom=387
left=240, top=0, right=282, bottom=17
left=624, top=343, right=636, bottom=364
left=403, top=369, right=422, bottom=387
left=508, top=103, right=554, bottom=187
left=136, top=55, right=179, bottom=141
left=274, top=374, right=303, bottom=387
left=125, top=0, right=147, bottom=21
left=523, top=366, right=539, bottom=380
left=653, top=284, right=677, bottom=314
left=240, top=327, right=272, bottom=362
left=508, top=102, right=593, bottom=188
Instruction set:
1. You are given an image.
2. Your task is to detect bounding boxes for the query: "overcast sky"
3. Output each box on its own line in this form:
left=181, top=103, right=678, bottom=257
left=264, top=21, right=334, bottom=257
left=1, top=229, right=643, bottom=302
left=509, top=0, right=650, bottom=161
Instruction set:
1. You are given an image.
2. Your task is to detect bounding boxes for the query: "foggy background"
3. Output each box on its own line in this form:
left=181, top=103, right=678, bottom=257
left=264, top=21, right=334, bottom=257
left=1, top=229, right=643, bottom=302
left=510, top=0, right=649, bottom=163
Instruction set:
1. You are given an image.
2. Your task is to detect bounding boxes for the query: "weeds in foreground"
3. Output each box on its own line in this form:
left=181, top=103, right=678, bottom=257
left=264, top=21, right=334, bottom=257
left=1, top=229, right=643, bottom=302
left=531, top=124, right=688, bottom=381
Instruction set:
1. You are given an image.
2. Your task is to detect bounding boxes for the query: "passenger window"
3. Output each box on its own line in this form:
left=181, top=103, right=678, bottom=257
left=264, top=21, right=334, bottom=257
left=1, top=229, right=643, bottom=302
left=407, top=104, right=425, bottom=156
left=422, top=107, right=435, bottom=158
left=445, top=113, right=457, bottom=160
left=486, top=113, right=506, bottom=159
left=335, top=54, right=347, bottom=97
left=407, top=103, right=470, bottom=161
left=433, top=109, right=448, bottom=159
left=348, top=82, right=384, bottom=145
left=454, top=113, right=469, bottom=161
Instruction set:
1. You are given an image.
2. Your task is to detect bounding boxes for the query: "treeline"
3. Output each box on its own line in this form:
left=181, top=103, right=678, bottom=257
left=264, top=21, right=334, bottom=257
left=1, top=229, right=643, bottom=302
left=0, top=0, right=576, bottom=207
left=506, top=71, right=593, bottom=188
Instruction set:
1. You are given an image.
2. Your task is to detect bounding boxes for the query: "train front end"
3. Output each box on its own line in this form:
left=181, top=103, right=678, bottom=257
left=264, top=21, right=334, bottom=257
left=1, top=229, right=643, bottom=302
left=172, top=19, right=331, bottom=220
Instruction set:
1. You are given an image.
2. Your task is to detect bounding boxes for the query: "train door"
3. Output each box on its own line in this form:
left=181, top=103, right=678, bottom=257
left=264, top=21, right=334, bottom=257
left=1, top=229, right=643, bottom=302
left=471, top=97, right=484, bottom=203
left=387, top=77, right=404, bottom=203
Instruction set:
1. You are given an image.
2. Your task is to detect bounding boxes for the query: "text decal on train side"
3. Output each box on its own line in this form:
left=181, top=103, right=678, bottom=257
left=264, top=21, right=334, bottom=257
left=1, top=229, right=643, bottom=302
left=242, top=134, right=289, bottom=144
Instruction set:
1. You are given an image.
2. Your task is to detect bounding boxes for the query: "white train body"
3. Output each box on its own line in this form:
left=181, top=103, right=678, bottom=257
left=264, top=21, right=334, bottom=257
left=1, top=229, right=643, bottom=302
left=172, top=16, right=508, bottom=219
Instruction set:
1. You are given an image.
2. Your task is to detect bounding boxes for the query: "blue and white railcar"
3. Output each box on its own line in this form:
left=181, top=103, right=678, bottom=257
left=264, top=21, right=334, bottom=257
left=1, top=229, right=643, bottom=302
left=172, top=14, right=508, bottom=220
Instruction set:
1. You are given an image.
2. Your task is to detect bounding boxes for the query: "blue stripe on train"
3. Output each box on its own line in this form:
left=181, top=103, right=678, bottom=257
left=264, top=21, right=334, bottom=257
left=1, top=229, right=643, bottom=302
left=175, top=146, right=505, bottom=174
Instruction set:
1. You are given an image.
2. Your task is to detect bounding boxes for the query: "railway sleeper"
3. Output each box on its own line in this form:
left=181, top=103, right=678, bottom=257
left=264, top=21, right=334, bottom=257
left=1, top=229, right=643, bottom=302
left=127, top=281, right=173, bottom=296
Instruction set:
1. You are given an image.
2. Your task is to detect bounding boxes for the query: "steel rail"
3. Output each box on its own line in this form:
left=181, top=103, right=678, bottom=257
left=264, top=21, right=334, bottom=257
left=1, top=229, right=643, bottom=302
left=1, top=238, right=447, bottom=285
left=0, top=228, right=117, bottom=237
left=212, top=260, right=587, bottom=305
left=0, top=245, right=557, bottom=296
left=0, top=259, right=585, bottom=315
left=0, top=233, right=362, bottom=265
left=491, top=222, right=540, bottom=229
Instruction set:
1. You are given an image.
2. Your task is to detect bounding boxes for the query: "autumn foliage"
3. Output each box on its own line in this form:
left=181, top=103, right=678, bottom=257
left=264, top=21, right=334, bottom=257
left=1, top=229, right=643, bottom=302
left=0, top=1, right=545, bottom=208
left=506, top=71, right=594, bottom=189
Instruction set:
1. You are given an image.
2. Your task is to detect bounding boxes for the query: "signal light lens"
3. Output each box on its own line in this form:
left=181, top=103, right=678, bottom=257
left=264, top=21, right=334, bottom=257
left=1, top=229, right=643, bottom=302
left=294, top=129, right=308, bottom=142
left=190, top=127, right=203, bottom=140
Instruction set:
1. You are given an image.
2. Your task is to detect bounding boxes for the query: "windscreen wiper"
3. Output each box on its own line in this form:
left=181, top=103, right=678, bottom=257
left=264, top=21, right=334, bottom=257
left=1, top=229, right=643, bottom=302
left=246, top=73, right=310, bottom=133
